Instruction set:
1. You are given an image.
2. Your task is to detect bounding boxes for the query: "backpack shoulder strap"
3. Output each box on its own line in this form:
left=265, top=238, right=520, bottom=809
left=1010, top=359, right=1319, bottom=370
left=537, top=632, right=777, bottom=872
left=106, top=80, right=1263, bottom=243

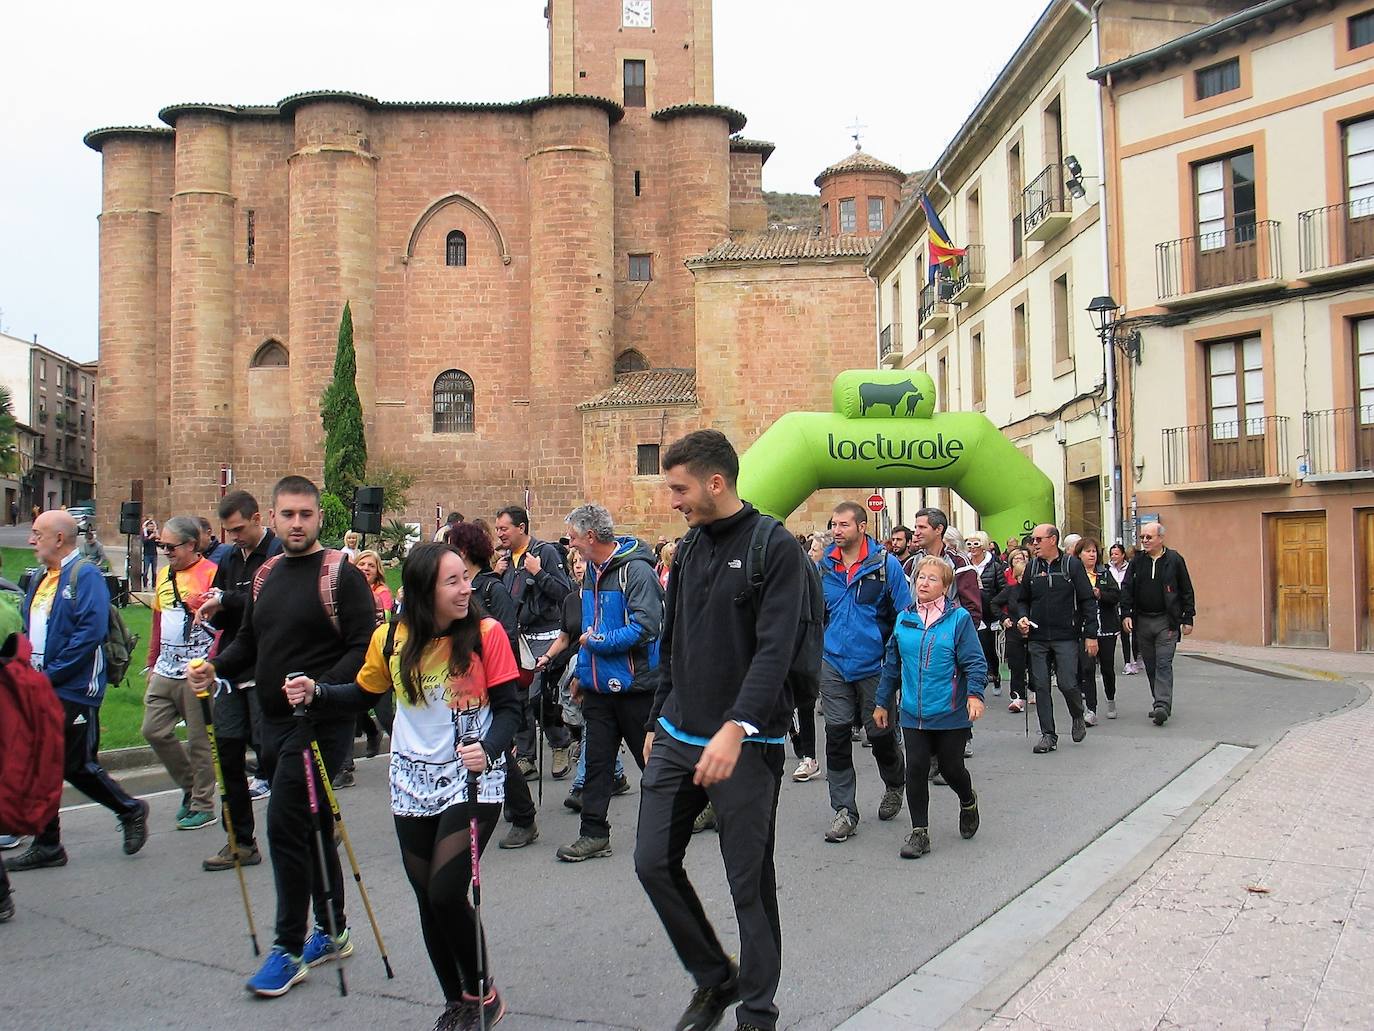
left=252, top=553, right=284, bottom=602
left=319, top=549, right=343, bottom=634
left=382, top=617, right=400, bottom=662
left=746, top=515, right=776, bottom=611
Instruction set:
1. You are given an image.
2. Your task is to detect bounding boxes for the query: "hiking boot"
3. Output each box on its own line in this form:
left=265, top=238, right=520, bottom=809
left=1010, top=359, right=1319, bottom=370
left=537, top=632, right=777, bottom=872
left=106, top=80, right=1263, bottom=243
left=460, top=986, right=506, bottom=1030
left=612, top=773, right=632, bottom=796
left=176, top=810, right=217, bottom=831
left=1070, top=715, right=1087, bottom=743
left=791, top=757, right=820, bottom=782
left=674, top=962, right=740, bottom=1031
left=1107, top=700, right=1118, bottom=719
left=516, top=756, right=538, bottom=780
left=1008, top=697, right=1025, bottom=713
left=1084, top=709, right=1098, bottom=727
left=692, top=803, right=717, bottom=834
left=0, top=892, right=12, bottom=923
left=900, top=827, right=931, bottom=859
left=1032, top=734, right=1057, bottom=754
left=499, top=823, right=539, bottom=849
left=563, top=789, right=583, bottom=812
left=302, top=924, right=353, bottom=966
left=556, top=835, right=612, bottom=862
left=246, top=946, right=307, bottom=997
left=432, top=999, right=470, bottom=1031
left=960, top=792, right=980, bottom=839
left=203, top=840, right=262, bottom=872
left=5, top=843, right=68, bottom=871
left=1151, top=706, right=1169, bottom=726
left=121, top=798, right=150, bottom=855
left=824, top=808, right=858, bottom=843
left=332, top=767, right=356, bottom=790
left=878, top=787, right=904, bottom=821
left=551, top=747, right=571, bottom=780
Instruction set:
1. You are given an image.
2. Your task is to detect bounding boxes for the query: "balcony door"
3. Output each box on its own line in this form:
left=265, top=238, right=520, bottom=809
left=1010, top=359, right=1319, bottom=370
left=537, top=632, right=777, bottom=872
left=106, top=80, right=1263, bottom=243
left=1345, top=118, right=1374, bottom=262
left=1207, top=336, right=1265, bottom=478
left=1357, top=317, right=1374, bottom=468
left=1194, top=151, right=1257, bottom=290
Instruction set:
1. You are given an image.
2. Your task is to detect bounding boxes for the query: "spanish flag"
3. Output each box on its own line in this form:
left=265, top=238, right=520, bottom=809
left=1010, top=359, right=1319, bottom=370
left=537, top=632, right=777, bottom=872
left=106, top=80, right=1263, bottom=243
left=922, top=193, right=966, bottom=283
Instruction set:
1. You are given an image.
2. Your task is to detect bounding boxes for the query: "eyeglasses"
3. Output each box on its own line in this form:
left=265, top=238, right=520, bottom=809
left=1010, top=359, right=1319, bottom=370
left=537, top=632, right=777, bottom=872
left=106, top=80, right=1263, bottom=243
left=156, top=541, right=189, bottom=553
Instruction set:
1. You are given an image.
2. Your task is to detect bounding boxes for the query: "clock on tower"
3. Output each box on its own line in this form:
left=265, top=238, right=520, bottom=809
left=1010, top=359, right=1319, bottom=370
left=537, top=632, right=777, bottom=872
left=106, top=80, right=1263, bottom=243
left=622, top=0, right=651, bottom=28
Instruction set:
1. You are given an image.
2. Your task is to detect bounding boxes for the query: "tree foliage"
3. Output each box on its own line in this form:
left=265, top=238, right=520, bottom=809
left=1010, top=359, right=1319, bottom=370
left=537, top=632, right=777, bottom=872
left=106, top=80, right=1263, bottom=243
left=320, top=301, right=367, bottom=500
left=0, top=387, right=17, bottom=476
left=320, top=491, right=351, bottom=544
left=366, top=464, right=416, bottom=515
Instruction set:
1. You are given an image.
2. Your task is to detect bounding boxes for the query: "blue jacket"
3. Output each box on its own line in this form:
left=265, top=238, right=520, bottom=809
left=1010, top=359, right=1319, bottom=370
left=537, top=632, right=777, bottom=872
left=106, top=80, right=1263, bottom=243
left=575, top=537, right=663, bottom=694
left=819, top=537, right=912, bottom=681
left=875, top=602, right=987, bottom=731
left=23, top=553, right=110, bottom=705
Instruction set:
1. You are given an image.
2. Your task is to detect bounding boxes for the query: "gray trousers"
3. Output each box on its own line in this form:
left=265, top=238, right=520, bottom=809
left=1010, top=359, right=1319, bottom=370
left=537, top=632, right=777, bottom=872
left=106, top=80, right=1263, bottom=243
left=1028, top=639, right=1086, bottom=742
left=514, top=632, right=572, bottom=755
left=819, top=661, right=904, bottom=817
left=1135, top=613, right=1177, bottom=714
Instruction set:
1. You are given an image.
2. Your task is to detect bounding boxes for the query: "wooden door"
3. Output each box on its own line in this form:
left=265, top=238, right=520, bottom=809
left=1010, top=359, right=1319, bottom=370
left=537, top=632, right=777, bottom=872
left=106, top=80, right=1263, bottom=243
left=1274, top=515, right=1329, bottom=647
left=1361, top=512, right=1374, bottom=651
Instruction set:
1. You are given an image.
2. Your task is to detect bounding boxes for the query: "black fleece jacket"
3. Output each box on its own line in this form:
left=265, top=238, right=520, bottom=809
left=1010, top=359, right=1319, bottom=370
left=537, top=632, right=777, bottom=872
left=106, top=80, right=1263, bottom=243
left=648, top=502, right=806, bottom=740
left=1010, top=550, right=1100, bottom=642
left=1119, top=548, right=1196, bottom=630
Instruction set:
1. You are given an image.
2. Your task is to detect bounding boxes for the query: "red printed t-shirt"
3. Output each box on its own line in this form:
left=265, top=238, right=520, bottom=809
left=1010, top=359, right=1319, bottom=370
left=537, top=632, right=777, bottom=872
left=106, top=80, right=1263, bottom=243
left=356, top=617, right=518, bottom=816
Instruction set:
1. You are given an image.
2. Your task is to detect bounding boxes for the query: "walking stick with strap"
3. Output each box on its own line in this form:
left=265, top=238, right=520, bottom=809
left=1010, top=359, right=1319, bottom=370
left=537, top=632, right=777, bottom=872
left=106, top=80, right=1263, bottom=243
left=462, top=733, right=490, bottom=1030
left=295, top=705, right=347, bottom=997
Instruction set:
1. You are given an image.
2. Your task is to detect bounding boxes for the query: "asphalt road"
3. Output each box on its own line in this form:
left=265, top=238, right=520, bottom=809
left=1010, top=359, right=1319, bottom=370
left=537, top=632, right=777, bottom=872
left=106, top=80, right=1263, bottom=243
left=2, top=657, right=1357, bottom=1031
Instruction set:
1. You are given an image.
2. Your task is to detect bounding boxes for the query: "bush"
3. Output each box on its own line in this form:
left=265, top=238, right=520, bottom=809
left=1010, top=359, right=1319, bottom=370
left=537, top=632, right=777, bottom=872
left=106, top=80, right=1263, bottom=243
left=320, top=492, right=350, bottom=543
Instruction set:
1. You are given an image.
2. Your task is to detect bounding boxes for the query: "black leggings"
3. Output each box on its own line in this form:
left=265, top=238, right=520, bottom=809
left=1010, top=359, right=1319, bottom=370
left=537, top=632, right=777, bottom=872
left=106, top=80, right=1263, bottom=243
left=792, top=701, right=817, bottom=761
left=1120, top=626, right=1136, bottom=663
left=1079, top=635, right=1119, bottom=711
left=394, top=801, right=502, bottom=1002
left=902, top=728, right=974, bottom=828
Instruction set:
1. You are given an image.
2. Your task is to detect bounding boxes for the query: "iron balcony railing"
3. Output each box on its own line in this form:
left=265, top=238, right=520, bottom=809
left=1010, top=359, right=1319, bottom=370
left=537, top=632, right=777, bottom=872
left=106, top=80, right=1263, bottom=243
left=919, top=281, right=954, bottom=323
left=1302, top=406, right=1374, bottom=475
left=950, top=244, right=986, bottom=292
left=1162, top=415, right=1289, bottom=485
left=1298, top=199, right=1374, bottom=273
left=1022, top=164, right=1068, bottom=236
left=1156, top=219, right=1282, bottom=300
left=879, top=324, right=894, bottom=360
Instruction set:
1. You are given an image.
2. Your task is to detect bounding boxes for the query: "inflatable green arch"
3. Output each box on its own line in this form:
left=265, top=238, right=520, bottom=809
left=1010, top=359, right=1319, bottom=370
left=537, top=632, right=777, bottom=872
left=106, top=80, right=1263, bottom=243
left=737, top=370, right=1054, bottom=546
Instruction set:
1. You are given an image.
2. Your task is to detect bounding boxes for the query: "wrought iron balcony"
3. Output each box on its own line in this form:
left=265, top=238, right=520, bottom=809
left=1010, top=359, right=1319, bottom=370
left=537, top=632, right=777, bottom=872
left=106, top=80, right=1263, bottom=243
left=1298, top=199, right=1374, bottom=278
left=1302, top=406, right=1374, bottom=477
left=949, top=245, right=986, bottom=301
left=1022, top=165, right=1071, bottom=241
left=1155, top=220, right=1283, bottom=305
left=919, top=280, right=954, bottom=330
left=1162, top=415, right=1289, bottom=485
left=879, top=323, right=899, bottom=360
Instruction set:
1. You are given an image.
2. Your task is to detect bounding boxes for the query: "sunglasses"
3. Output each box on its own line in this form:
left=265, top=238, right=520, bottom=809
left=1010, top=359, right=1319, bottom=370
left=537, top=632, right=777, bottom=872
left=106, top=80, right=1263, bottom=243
left=156, top=540, right=189, bottom=553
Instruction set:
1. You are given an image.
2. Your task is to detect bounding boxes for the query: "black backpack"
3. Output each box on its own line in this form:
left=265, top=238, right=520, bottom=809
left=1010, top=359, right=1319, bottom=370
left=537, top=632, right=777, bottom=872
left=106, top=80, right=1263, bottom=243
left=677, top=514, right=824, bottom=710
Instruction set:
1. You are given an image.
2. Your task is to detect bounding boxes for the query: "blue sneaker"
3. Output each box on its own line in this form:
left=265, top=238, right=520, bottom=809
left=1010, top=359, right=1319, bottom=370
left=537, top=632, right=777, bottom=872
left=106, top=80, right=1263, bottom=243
left=246, top=946, right=307, bottom=997
left=302, top=925, right=353, bottom=967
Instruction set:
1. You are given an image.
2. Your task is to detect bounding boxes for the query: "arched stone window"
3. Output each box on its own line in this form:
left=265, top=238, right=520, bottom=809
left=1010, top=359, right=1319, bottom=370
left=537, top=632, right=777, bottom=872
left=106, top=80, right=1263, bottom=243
left=615, top=348, right=649, bottom=375
left=446, top=230, right=467, bottom=267
left=433, top=369, right=475, bottom=433
left=251, top=340, right=289, bottom=368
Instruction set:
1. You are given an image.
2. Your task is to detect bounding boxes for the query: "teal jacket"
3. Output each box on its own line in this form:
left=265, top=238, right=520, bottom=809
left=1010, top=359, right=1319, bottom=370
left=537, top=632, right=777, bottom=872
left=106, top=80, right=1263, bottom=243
left=875, top=602, right=986, bottom=731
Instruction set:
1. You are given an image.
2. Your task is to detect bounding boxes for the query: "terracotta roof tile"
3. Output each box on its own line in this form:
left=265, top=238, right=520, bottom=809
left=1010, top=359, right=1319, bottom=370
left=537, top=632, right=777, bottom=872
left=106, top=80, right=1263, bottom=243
left=814, top=147, right=906, bottom=186
left=578, top=368, right=697, bottom=411
left=687, top=230, right=875, bottom=265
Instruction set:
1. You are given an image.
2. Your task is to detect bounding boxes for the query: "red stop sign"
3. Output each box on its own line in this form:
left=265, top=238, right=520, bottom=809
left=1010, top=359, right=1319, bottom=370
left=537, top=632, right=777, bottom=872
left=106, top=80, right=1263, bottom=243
left=867, top=493, right=886, bottom=513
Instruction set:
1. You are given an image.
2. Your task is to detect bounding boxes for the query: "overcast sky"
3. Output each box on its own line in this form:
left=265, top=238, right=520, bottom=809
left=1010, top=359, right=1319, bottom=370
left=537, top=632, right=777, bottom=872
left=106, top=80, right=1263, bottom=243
left=0, top=0, right=1047, bottom=361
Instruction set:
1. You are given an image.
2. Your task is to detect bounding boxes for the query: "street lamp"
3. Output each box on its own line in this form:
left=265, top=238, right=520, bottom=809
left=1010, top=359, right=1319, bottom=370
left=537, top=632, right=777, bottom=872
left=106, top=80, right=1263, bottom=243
left=1087, top=294, right=1119, bottom=334
left=1086, top=293, right=1124, bottom=547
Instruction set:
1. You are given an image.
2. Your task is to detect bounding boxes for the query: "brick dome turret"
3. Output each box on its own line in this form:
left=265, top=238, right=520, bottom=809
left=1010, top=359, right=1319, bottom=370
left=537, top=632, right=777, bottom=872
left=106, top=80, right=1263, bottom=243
left=815, top=146, right=905, bottom=238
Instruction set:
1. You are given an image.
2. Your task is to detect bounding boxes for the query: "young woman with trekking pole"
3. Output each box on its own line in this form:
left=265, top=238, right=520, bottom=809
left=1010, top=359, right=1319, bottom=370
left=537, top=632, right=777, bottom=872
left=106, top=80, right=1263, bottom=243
left=284, top=542, right=521, bottom=1030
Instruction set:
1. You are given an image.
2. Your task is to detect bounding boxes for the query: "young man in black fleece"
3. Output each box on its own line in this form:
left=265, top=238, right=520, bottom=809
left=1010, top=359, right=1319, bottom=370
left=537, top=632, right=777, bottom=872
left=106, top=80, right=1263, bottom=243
left=187, top=476, right=376, bottom=997
left=634, top=429, right=807, bottom=1031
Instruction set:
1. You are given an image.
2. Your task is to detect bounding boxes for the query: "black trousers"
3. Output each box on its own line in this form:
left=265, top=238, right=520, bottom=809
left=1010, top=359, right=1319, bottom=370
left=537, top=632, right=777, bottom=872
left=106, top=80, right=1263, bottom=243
left=635, top=733, right=785, bottom=1031
left=217, top=736, right=256, bottom=846
left=1028, top=639, right=1086, bottom=741
left=502, top=745, right=537, bottom=828
left=36, top=700, right=142, bottom=848
left=580, top=692, right=650, bottom=839
left=1004, top=630, right=1028, bottom=701
left=1078, top=636, right=1119, bottom=711
left=902, top=728, right=974, bottom=827
left=395, top=801, right=501, bottom=1002
left=259, top=714, right=353, bottom=954
left=976, top=627, right=1000, bottom=686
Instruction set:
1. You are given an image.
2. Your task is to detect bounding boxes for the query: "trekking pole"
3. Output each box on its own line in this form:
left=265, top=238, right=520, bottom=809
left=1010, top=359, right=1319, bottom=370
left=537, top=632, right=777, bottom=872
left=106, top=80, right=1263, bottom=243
left=190, top=666, right=260, bottom=957
left=536, top=689, right=545, bottom=807
left=307, top=734, right=396, bottom=979
left=462, top=734, right=489, bottom=1031
left=297, top=710, right=347, bottom=997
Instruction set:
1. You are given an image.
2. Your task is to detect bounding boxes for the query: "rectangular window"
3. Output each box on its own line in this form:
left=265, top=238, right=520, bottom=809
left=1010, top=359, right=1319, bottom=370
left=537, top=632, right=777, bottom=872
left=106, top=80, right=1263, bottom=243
left=971, top=330, right=986, bottom=407
left=1358, top=318, right=1374, bottom=413
left=1208, top=336, right=1264, bottom=432
left=1347, top=118, right=1374, bottom=212
left=636, top=443, right=661, bottom=476
left=1052, top=273, right=1072, bottom=366
left=1195, top=58, right=1241, bottom=101
left=246, top=209, right=256, bottom=265
left=634, top=170, right=642, bottom=196
left=1351, top=10, right=1374, bottom=49
left=623, top=60, right=646, bottom=107
left=628, top=253, right=652, bottom=281
left=937, top=355, right=948, bottom=410
left=1009, top=142, right=1024, bottom=261
left=55, top=440, right=62, bottom=461
left=966, top=188, right=982, bottom=246
left=839, top=198, right=857, bottom=233
left=55, top=366, right=62, bottom=387
left=820, top=203, right=829, bottom=232
left=80, top=376, right=87, bottom=397
left=1194, top=149, right=1256, bottom=248
left=867, top=197, right=885, bottom=233
left=1013, top=302, right=1030, bottom=395
left=39, top=358, right=46, bottom=380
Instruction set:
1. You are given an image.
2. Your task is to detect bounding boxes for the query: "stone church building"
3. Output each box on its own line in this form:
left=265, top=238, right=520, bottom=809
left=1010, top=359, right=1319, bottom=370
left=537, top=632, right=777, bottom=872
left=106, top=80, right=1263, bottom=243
left=86, top=0, right=904, bottom=538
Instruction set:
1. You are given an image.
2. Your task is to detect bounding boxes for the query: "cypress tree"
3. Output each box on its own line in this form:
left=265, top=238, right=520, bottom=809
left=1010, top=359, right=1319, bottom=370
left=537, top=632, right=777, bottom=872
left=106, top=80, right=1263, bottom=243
left=320, top=300, right=368, bottom=502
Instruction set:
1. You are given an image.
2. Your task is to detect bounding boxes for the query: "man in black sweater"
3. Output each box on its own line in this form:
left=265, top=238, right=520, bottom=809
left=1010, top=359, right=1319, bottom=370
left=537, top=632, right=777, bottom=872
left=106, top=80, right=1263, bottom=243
left=1012, top=524, right=1099, bottom=755
left=1119, top=521, right=1195, bottom=726
left=635, top=430, right=806, bottom=1031
left=188, top=476, right=375, bottom=998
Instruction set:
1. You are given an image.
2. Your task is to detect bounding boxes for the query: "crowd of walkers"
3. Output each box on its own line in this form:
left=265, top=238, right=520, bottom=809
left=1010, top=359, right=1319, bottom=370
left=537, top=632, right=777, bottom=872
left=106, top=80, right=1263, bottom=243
left=0, top=428, right=1197, bottom=1031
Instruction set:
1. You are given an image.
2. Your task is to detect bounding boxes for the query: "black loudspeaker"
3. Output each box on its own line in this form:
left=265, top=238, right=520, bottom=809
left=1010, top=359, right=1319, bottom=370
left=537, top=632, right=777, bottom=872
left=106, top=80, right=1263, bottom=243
left=351, top=486, right=383, bottom=535
left=119, top=500, right=143, bottom=536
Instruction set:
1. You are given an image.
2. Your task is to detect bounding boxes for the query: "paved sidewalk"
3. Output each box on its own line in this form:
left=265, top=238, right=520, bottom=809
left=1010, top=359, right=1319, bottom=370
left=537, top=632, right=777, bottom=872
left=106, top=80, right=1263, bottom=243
left=983, top=665, right=1374, bottom=1030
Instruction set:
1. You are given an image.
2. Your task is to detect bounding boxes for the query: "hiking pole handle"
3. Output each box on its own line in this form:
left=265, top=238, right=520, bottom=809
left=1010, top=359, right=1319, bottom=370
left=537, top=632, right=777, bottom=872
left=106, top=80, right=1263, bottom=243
left=285, top=671, right=309, bottom=719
